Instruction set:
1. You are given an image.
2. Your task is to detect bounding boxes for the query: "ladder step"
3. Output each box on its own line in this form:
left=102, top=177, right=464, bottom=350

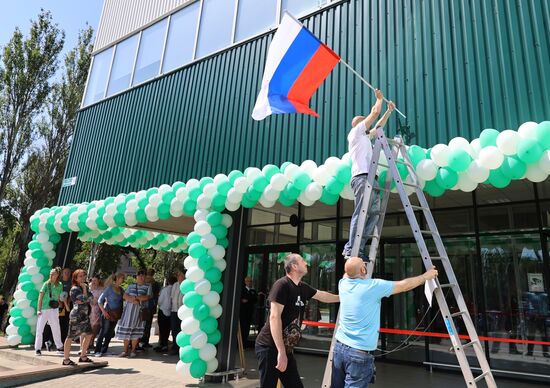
left=374, top=186, right=390, bottom=193
left=395, top=159, right=413, bottom=168
left=451, top=310, right=467, bottom=318
left=408, top=204, right=428, bottom=211
left=402, top=182, right=421, bottom=189
left=429, top=256, right=448, bottom=261
left=418, top=230, right=437, bottom=235
left=439, top=283, right=456, bottom=289
left=474, top=371, right=490, bottom=383
left=462, top=339, right=479, bottom=349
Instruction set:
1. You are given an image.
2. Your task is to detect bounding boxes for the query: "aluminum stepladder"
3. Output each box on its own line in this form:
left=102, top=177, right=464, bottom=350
left=321, top=126, right=497, bottom=387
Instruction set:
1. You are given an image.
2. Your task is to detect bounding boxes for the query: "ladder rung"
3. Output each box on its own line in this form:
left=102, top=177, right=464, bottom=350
left=378, top=163, right=389, bottom=168
left=429, top=256, right=448, bottom=261
left=402, top=182, right=421, bottom=188
left=395, top=159, right=413, bottom=168
left=462, top=339, right=479, bottom=349
left=451, top=310, right=467, bottom=318
left=409, top=204, right=428, bottom=211
left=386, top=138, right=402, bottom=145
left=418, top=230, right=437, bottom=235
left=474, top=371, right=490, bottom=383
left=439, top=283, right=456, bottom=289
left=374, top=186, right=390, bottom=193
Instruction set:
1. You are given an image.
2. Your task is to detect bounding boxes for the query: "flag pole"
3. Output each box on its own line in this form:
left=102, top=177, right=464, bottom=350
left=339, top=59, right=407, bottom=119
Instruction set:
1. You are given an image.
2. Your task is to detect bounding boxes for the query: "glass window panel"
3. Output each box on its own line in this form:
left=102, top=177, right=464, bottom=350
left=83, top=47, right=113, bottom=105
left=249, top=208, right=276, bottom=225
left=281, top=0, right=323, bottom=18
left=536, top=179, right=550, bottom=199
left=249, top=202, right=298, bottom=225
left=424, top=188, right=473, bottom=208
left=277, top=224, right=297, bottom=244
left=302, top=220, right=336, bottom=242
left=478, top=204, right=539, bottom=233
left=540, top=201, right=550, bottom=231
left=302, top=201, right=336, bottom=220
left=162, top=2, right=200, bottom=73
left=432, top=208, right=475, bottom=235
left=341, top=198, right=354, bottom=217
left=195, top=0, right=236, bottom=58
left=235, top=0, right=277, bottom=42
left=107, top=35, right=139, bottom=96
left=475, top=180, right=535, bottom=205
left=247, top=225, right=274, bottom=246
left=132, top=19, right=167, bottom=85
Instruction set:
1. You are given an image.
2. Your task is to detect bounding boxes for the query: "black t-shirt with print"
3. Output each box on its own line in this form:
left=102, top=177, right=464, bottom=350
left=255, top=276, right=317, bottom=348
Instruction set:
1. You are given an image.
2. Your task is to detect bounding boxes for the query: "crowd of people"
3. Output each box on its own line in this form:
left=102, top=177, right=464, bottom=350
left=27, top=266, right=185, bottom=365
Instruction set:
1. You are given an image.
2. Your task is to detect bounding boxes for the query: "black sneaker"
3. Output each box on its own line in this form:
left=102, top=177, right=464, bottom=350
left=35, top=350, right=42, bottom=356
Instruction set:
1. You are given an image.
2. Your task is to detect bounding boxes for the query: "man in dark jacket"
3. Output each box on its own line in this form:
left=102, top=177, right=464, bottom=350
left=240, top=276, right=258, bottom=346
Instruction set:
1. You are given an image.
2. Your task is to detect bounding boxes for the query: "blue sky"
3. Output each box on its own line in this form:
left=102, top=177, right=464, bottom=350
left=0, top=0, right=104, bottom=56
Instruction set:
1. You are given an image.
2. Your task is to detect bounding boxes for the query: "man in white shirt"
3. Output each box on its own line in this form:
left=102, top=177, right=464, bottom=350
left=170, top=270, right=185, bottom=355
left=154, top=276, right=175, bottom=352
left=343, top=90, right=395, bottom=260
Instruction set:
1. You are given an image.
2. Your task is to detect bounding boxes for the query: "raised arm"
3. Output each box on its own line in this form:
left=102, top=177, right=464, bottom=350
left=373, top=100, right=395, bottom=130
left=392, top=267, right=438, bottom=295
left=360, top=89, right=384, bottom=128
left=312, top=290, right=339, bottom=303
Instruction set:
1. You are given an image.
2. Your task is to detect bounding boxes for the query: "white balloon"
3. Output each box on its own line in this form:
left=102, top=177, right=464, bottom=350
left=176, top=360, right=190, bottom=377
left=22, top=306, right=35, bottom=318
left=105, top=203, right=117, bottom=216
left=206, top=358, right=219, bottom=373
left=190, top=330, right=208, bottom=349
left=124, top=212, right=138, bottom=226
left=186, top=179, right=200, bottom=190
left=208, top=245, right=225, bottom=260
left=259, top=197, right=276, bottom=208
left=27, top=266, right=39, bottom=276
left=203, top=183, right=217, bottom=199
left=466, top=160, right=490, bottom=183
left=263, top=185, right=279, bottom=201
left=35, top=233, right=49, bottom=244
left=196, top=194, right=212, bottom=209
left=457, top=173, right=478, bottom=192
left=144, top=205, right=159, bottom=222
left=15, top=299, right=30, bottom=309
left=24, top=257, right=38, bottom=267
left=186, top=266, right=205, bottom=282
left=175, top=187, right=189, bottom=202
left=195, top=279, right=212, bottom=295
left=184, top=256, right=198, bottom=270
left=270, top=173, right=288, bottom=191
left=233, top=177, right=249, bottom=194
left=324, top=157, right=341, bottom=176
left=226, top=188, right=243, bottom=204
left=221, top=214, right=232, bottom=228
left=194, top=220, right=211, bottom=236
left=245, top=167, right=262, bottom=181
left=178, top=305, right=193, bottom=320
left=496, top=129, right=519, bottom=156
left=225, top=200, right=240, bottom=212
left=297, top=194, right=314, bottom=207
left=6, top=325, right=18, bottom=336
left=31, top=273, right=44, bottom=284
left=525, top=163, right=548, bottom=182
left=199, top=343, right=217, bottom=361
left=135, top=190, right=147, bottom=201
left=283, top=164, right=299, bottom=180
left=304, top=182, right=322, bottom=201
left=199, top=234, right=215, bottom=250
left=194, top=209, right=209, bottom=222
left=209, top=304, right=223, bottom=319
left=430, top=144, right=450, bottom=167
left=126, top=199, right=138, bottom=212
left=470, top=138, right=482, bottom=157
left=517, top=121, right=538, bottom=140
left=214, top=259, right=227, bottom=272
left=14, top=289, right=26, bottom=300
left=213, top=174, right=229, bottom=184
left=181, top=317, right=200, bottom=334
left=339, top=184, right=355, bottom=200
left=26, top=315, right=37, bottom=328
left=478, top=146, right=504, bottom=170
left=300, top=160, right=318, bottom=175
left=538, top=150, right=550, bottom=174
left=203, top=291, right=220, bottom=307
left=312, top=165, right=330, bottom=186
left=7, top=335, right=21, bottom=346
left=416, top=159, right=438, bottom=181
left=448, top=137, right=474, bottom=156
left=170, top=199, right=184, bottom=218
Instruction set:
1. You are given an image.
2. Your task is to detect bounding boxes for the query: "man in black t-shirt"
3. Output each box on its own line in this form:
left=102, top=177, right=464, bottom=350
left=255, top=253, right=339, bottom=388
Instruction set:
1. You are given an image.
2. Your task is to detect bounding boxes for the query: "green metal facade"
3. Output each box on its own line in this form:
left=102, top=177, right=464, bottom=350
left=60, top=0, right=550, bottom=205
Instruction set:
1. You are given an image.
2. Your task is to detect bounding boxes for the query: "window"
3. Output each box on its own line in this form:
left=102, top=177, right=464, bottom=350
left=133, top=19, right=168, bottom=85
left=162, top=3, right=200, bottom=73
left=281, top=0, right=324, bottom=18
left=106, top=34, right=139, bottom=96
left=235, top=0, right=277, bottom=42
left=195, top=0, right=236, bottom=58
left=83, top=47, right=113, bottom=105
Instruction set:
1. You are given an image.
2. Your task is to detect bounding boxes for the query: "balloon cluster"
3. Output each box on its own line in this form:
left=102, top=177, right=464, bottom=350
left=411, top=121, right=550, bottom=196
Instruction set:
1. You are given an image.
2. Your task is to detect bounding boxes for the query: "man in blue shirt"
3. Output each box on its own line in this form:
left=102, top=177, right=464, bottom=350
left=332, top=257, right=438, bottom=387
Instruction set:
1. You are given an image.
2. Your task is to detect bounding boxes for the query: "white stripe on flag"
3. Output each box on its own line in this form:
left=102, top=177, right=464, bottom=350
left=252, top=14, right=303, bottom=121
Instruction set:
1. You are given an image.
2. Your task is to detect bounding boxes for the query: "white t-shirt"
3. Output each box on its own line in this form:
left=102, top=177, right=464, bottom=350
left=170, top=281, right=183, bottom=312
left=158, top=284, right=173, bottom=316
left=348, top=121, right=373, bottom=177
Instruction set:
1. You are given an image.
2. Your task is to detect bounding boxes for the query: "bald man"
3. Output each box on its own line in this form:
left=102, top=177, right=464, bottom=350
left=343, top=90, right=395, bottom=260
left=331, top=258, right=438, bottom=388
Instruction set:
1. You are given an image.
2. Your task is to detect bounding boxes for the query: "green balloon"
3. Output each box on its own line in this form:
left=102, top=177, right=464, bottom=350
left=189, top=243, right=206, bottom=258
left=500, top=156, right=526, bottom=180
left=30, top=299, right=38, bottom=309
left=145, top=189, right=157, bottom=199
left=211, top=281, right=223, bottom=294
left=198, top=255, right=214, bottom=271
left=535, top=121, right=550, bottom=149
left=206, top=211, right=222, bottom=226
left=113, top=213, right=126, bottom=227
left=210, top=193, right=227, bottom=212
left=161, top=191, right=175, bottom=204
left=180, top=345, right=199, bottom=363
left=283, top=183, right=301, bottom=200
left=172, top=181, right=186, bottom=191
left=211, top=225, right=227, bottom=239
left=18, top=273, right=32, bottom=283
left=21, top=334, right=35, bottom=345
left=184, top=291, right=203, bottom=308
left=27, top=289, right=39, bottom=300
left=12, top=316, right=26, bottom=327
left=190, top=359, right=207, bottom=378
left=207, top=329, right=222, bottom=345
left=396, top=162, right=409, bottom=180
left=252, top=176, right=269, bottom=192
left=216, top=180, right=232, bottom=196
left=325, top=177, right=344, bottom=196
left=319, top=190, right=339, bottom=205
left=205, top=268, right=222, bottom=283
left=137, top=197, right=149, bottom=210
left=183, top=200, right=197, bottom=216
left=10, top=307, right=22, bottom=317
left=200, top=177, right=214, bottom=190
left=186, top=232, right=201, bottom=245
left=18, top=324, right=31, bottom=336
left=447, top=149, right=471, bottom=172
left=262, top=165, right=280, bottom=180
left=335, top=165, right=352, bottom=184
left=200, top=317, right=218, bottom=334
left=378, top=170, right=396, bottom=190
left=245, top=187, right=262, bottom=202
left=217, top=238, right=229, bottom=248
left=488, top=169, right=511, bottom=188
left=241, top=196, right=257, bottom=208
left=479, top=128, right=499, bottom=147
left=228, top=170, right=244, bottom=184
left=157, top=203, right=171, bottom=220
left=28, top=241, right=41, bottom=250
left=21, top=281, right=35, bottom=292
left=517, top=138, right=543, bottom=164
left=30, top=218, right=40, bottom=232
left=424, top=180, right=446, bottom=197
left=408, top=145, right=426, bottom=168
left=188, top=187, right=202, bottom=201
left=176, top=332, right=191, bottom=348
left=435, top=167, right=458, bottom=189
left=277, top=191, right=295, bottom=206
left=292, top=171, right=311, bottom=190
left=280, top=161, right=292, bottom=172
left=180, top=279, right=195, bottom=294
left=193, top=303, right=211, bottom=320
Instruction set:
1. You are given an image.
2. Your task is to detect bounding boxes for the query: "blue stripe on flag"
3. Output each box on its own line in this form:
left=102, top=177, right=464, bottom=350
left=267, top=27, right=320, bottom=114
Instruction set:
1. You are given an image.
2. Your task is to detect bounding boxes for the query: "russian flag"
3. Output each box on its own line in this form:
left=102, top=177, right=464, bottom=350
left=252, top=13, right=340, bottom=121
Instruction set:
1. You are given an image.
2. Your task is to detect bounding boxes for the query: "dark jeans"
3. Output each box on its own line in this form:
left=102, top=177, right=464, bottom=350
left=157, top=310, right=171, bottom=347
left=331, top=341, right=375, bottom=388
left=170, top=312, right=182, bottom=352
left=255, top=344, right=303, bottom=388
left=59, top=313, right=69, bottom=343
left=94, top=316, right=116, bottom=354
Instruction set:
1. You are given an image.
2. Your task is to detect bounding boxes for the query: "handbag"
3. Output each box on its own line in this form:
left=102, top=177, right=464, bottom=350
left=282, top=318, right=302, bottom=353
left=108, top=307, right=122, bottom=321
left=136, top=283, right=152, bottom=321
left=48, top=283, right=59, bottom=309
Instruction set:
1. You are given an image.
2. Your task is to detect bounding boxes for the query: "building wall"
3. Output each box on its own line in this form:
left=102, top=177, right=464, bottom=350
left=93, top=0, right=193, bottom=53
left=61, top=0, right=550, bottom=205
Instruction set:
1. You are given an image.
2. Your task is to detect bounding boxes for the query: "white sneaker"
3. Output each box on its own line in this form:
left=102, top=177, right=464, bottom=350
left=94, top=352, right=102, bottom=357
left=129, top=352, right=137, bottom=358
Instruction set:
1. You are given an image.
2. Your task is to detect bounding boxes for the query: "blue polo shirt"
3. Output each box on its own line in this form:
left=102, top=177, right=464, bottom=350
left=335, top=277, right=395, bottom=351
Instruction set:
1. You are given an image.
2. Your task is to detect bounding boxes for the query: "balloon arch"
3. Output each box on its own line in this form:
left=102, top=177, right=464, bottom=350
left=5, top=120, right=550, bottom=379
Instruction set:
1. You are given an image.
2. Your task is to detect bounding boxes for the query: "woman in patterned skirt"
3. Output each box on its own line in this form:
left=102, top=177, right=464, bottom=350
left=115, top=269, right=152, bottom=358
left=62, top=269, right=94, bottom=365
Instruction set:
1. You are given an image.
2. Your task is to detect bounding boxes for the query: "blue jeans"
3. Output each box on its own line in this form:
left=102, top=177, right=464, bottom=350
left=94, top=316, right=115, bottom=354
left=343, top=174, right=381, bottom=257
left=331, top=341, right=375, bottom=388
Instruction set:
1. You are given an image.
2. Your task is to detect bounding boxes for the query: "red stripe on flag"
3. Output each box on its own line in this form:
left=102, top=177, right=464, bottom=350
left=287, top=43, right=340, bottom=116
